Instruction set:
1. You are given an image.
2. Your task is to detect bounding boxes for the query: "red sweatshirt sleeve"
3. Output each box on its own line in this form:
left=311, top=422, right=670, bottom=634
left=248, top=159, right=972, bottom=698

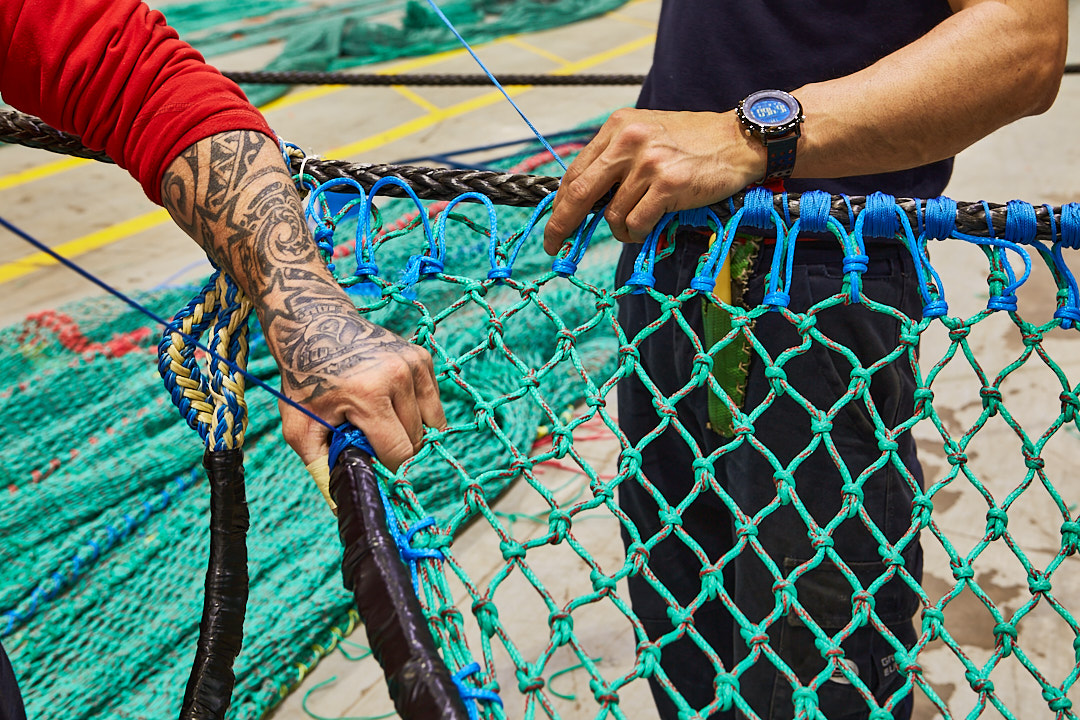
left=0, top=0, right=274, bottom=204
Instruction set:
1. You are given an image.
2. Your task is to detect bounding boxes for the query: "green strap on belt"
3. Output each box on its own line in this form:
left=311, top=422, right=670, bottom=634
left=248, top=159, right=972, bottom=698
left=702, top=237, right=761, bottom=437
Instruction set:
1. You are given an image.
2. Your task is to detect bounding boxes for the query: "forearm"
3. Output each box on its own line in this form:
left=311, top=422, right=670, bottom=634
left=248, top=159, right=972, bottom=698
left=159, top=130, right=386, bottom=403
left=790, top=0, right=1066, bottom=180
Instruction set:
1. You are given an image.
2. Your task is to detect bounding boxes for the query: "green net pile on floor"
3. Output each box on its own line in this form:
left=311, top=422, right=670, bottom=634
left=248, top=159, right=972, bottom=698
left=151, top=0, right=632, bottom=107
left=4, top=135, right=1080, bottom=719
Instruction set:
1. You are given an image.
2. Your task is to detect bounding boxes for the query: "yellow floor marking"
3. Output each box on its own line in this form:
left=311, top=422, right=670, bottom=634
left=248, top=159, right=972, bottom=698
left=328, top=33, right=655, bottom=160
left=0, top=32, right=655, bottom=285
left=0, top=209, right=170, bottom=285
left=609, top=12, right=659, bottom=30
left=0, top=156, right=89, bottom=193
left=505, top=37, right=571, bottom=67
left=391, top=85, right=442, bottom=114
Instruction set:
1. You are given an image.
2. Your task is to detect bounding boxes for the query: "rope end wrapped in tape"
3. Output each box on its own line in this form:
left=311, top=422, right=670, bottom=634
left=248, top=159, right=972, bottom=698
left=305, top=456, right=337, bottom=515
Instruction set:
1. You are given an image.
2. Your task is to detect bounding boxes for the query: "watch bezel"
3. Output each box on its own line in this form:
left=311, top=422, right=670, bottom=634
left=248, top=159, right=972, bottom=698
left=737, top=89, right=804, bottom=138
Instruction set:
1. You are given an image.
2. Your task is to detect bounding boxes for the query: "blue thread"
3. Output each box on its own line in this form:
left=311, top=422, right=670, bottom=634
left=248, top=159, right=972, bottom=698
left=422, top=0, right=567, bottom=171
left=741, top=187, right=774, bottom=229
left=491, top=193, right=555, bottom=280
left=328, top=423, right=376, bottom=469
left=924, top=196, right=957, bottom=240
left=841, top=194, right=857, bottom=233
left=690, top=216, right=735, bottom=295
left=1061, top=203, right=1080, bottom=250
left=626, top=212, right=677, bottom=293
left=1005, top=200, right=1038, bottom=245
left=781, top=189, right=791, bottom=227
left=452, top=662, right=505, bottom=720
left=553, top=204, right=606, bottom=278
left=1046, top=204, right=1080, bottom=328
left=862, top=192, right=899, bottom=239
left=798, top=190, right=832, bottom=233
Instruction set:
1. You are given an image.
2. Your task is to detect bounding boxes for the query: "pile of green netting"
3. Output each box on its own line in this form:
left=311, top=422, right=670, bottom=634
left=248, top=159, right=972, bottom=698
left=0, top=141, right=613, bottom=716
left=152, top=0, right=632, bottom=106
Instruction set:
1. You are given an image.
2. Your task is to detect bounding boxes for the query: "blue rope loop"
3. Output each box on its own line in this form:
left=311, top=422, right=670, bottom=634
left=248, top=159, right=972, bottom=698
left=1046, top=203, right=1080, bottom=328
left=328, top=423, right=376, bottom=470
left=859, top=191, right=900, bottom=239
left=924, top=195, right=957, bottom=240
left=689, top=208, right=735, bottom=296
left=626, top=211, right=679, bottom=294
left=739, top=186, right=776, bottom=230
left=452, top=662, right=505, bottom=720
left=491, top=192, right=555, bottom=281
left=552, top=202, right=605, bottom=278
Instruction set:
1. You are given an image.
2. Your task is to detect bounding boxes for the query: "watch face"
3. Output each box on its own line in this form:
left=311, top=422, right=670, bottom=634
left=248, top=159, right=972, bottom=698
left=744, top=91, right=798, bottom=128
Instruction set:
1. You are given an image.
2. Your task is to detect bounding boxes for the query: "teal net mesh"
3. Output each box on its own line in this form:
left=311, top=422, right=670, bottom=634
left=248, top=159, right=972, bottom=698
left=4, top=136, right=1080, bottom=720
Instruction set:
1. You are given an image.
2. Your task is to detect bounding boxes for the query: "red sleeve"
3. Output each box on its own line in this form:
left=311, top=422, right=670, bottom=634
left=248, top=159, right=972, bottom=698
left=0, top=0, right=274, bottom=204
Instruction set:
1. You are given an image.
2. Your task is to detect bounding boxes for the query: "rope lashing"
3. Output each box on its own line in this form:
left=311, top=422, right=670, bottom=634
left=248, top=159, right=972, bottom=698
left=222, top=71, right=648, bottom=86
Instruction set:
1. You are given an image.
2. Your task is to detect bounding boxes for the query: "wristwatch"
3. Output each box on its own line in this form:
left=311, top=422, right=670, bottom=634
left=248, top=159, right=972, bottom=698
left=736, top=89, right=804, bottom=183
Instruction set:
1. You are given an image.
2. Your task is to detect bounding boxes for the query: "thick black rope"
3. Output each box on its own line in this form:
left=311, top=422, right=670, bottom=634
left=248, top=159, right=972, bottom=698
left=179, top=449, right=249, bottom=720
left=224, top=71, right=647, bottom=86
left=223, top=68, right=1080, bottom=85
left=0, top=108, right=1069, bottom=242
left=330, top=445, right=470, bottom=720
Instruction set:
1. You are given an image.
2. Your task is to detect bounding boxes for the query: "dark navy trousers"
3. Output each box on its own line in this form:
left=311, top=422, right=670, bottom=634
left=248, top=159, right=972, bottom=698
left=0, top=642, right=26, bottom=720
left=615, top=233, right=923, bottom=720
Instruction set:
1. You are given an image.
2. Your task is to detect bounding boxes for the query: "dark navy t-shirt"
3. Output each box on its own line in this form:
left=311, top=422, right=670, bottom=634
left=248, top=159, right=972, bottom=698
left=637, top=0, right=954, bottom=198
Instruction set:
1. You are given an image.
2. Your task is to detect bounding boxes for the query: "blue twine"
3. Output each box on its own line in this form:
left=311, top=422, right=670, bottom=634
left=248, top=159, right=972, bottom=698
left=797, top=190, right=832, bottom=234
left=626, top=212, right=678, bottom=294
left=1005, top=200, right=1038, bottom=246
left=860, top=192, right=899, bottom=239
left=1061, top=203, right=1080, bottom=250
left=452, top=662, right=505, bottom=720
left=924, top=196, right=957, bottom=241
left=740, top=187, right=775, bottom=230
left=422, top=0, right=567, bottom=172
left=490, top=192, right=555, bottom=280
left=1045, top=204, right=1080, bottom=328
left=0, top=469, right=199, bottom=639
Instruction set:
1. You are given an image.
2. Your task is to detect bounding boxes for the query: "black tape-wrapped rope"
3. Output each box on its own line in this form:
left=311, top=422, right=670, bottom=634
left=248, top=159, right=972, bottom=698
left=224, top=71, right=647, bottom=86
left=179, top=449, right=250, bottom=720
left=330, top=445, right=470, bottom=720
left=0, top=107, right=1071, bottom=242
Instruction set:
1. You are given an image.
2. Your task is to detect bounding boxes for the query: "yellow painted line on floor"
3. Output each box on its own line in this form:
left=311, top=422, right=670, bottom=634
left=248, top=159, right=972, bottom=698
left=505, top=37, right=571, bottom=67
left=391, top=85, right=442, bottom=114
left=609, top=12, right=659, bottom=30
left=328, top=33, right=655, bottom=160
left=0, top=156, right=90, bottom=193
left=0, top=209, right=170, bottom=285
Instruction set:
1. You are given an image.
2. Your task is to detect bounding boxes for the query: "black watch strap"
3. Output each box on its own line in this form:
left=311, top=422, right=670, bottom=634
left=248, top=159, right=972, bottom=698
left=763, top=133, right=799, bottom=182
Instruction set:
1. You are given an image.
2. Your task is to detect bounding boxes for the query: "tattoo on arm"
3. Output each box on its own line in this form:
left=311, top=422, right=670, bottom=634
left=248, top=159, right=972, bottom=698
left=160, top=131, right=411, bottom=401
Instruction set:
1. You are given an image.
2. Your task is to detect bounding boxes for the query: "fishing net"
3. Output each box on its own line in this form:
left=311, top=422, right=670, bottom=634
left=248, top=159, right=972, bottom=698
left=4, top=131, right=1080, bottom=720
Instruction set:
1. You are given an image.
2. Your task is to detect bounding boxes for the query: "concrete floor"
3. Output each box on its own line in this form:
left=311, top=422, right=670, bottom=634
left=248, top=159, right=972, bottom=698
left=1, top=0, right=1079, bottom=718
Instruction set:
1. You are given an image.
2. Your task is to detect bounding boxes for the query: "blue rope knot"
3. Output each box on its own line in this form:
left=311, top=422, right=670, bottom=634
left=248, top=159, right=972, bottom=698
left=626, top=270, right=656, bottom=293
left=923, top=298, right=949, bottom=318
left=862, top=192, right=899, bottom=239
left=797, top=190, right=832, bottom=233
left=401, top=517, right=445, bottom=562
left=987, top=292, right=1018, bottom=312
left=1005, top=200, right=1038, bottom=245
left=924, top=196, right=957, bottom=240
left=452, top=662, right=504, bottom=720
left=843, top=253, right=869, bottom=276
left=487, top=266, right=512, bottom=281
left=741, top=186, right=775, bottom=229
left=763, top=290, right=790, bottom=309
left=551, top=257, right=578, bottom=277
left=690, top=275, right=717, bottom=294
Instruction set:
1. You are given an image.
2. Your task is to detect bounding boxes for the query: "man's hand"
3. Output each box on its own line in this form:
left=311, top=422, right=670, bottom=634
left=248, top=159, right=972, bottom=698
left=161, top=130, right=446, bottom=471
left=543, top=108, right=764, bottom=254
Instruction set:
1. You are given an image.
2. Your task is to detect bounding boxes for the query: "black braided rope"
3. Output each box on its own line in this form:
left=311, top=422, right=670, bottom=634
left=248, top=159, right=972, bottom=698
left=0, top=108, right=1069, bottom=243
left=225, top=67, right=1079, bottom=86
left=224, top=71, right=647, bottom=86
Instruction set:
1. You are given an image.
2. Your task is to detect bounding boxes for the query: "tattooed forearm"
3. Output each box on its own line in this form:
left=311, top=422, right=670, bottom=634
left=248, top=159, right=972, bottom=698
left=160, top=130, right=414, bottom=402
